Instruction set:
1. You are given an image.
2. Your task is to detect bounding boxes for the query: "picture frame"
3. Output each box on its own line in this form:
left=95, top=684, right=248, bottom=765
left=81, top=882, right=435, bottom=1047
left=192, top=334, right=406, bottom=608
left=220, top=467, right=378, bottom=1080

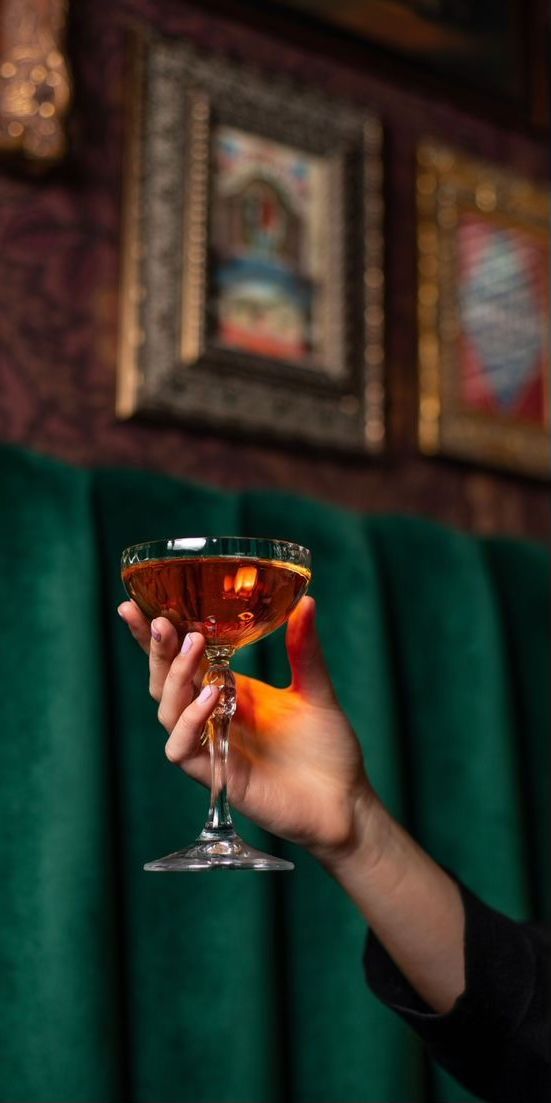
left=117, top=32, right=385, bottom=455
left=263, top=1, right=526, bottom=106
left=417, top=142, right=550, bottom=480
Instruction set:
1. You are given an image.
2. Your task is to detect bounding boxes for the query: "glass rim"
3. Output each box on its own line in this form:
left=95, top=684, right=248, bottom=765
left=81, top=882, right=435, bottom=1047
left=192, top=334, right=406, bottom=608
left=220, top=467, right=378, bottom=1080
left=121, top=535, right=311, bottom=564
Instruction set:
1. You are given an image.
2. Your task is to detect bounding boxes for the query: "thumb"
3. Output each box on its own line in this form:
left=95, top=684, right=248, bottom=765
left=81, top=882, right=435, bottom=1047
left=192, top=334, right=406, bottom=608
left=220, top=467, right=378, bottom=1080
left=286, top=596, right=336, bottom=707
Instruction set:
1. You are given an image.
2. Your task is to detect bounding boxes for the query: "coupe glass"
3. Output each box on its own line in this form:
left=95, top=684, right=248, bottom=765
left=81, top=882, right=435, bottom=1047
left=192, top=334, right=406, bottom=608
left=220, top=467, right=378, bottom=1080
left=121, top=536, right=312, bottom=871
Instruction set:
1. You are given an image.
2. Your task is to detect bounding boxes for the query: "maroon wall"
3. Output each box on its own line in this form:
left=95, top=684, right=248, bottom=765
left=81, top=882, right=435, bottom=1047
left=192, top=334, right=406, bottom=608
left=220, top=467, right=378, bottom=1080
left=0, top=0, right=548, bottom=540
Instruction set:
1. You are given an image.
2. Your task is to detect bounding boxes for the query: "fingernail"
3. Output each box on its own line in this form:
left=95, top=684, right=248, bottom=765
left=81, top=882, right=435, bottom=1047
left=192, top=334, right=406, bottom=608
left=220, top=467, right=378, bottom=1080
left=151, top=620, right=162, bottom=643
left=181, top=633, right=193, bottom=654
left=117, top=605, right=126, bottom=619
left=198, top=684, right=213, bottom=702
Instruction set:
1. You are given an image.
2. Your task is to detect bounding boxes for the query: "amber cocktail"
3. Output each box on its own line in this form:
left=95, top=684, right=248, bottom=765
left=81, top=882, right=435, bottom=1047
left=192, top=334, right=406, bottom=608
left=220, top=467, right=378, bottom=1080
left=121, top=537, right=311, bottom=870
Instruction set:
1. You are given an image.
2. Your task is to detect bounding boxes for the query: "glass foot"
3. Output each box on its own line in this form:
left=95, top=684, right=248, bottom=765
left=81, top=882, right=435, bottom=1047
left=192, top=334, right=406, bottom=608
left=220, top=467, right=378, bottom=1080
left=144, top=832, right=294, bottom=871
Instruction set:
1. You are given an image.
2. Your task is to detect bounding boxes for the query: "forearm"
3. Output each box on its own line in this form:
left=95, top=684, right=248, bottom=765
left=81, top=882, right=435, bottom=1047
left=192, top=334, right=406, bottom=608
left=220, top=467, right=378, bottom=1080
left=319, top=793, right=466, bottom=1014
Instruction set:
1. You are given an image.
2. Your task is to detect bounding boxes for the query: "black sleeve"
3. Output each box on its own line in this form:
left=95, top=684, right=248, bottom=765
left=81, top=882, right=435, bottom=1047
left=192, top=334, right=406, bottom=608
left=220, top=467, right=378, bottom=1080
left=363, top=880, right=551, bottom=1103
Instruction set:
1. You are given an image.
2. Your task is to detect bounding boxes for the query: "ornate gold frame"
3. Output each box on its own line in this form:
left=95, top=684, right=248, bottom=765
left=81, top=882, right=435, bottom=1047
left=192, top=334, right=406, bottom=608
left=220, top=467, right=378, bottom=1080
left=0, top=0, right=71, bottom=162
left=417, top=141, right=550, bottom=479
left=117, top=32, right=385, bottom=454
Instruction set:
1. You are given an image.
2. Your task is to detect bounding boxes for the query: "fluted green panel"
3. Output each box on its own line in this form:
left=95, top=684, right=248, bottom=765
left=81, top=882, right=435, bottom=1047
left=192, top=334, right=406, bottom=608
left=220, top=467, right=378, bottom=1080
left=369, top=517, right=532, bottom=1103
left=368, top=518, right=531, bottom=916
left=95, top=468, right=282, bottom=1103
left=0, top=446, right=121, bottom=1103
left=242, top=490, right=423, bottom=1103
left=482, top=537, right=551, bottom=921
left=0, top=445, right=548, bottom=1103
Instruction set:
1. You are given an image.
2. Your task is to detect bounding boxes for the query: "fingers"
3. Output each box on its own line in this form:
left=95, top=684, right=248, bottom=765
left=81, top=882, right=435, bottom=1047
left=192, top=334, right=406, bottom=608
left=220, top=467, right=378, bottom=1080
left=117, top=602, right=180, bottom=673
left=164, top=683, right=220, bottom=768
left=117, top=601, right=151, bottom=653
left=148, top=618, right=180, bottom=700
left=286, top=596, right=336, bottom=707
left=118, top=603, right=198, bottom=702
left=156, top=632, right=205, bottom=730
left=119, top=599, right=216, bottom=784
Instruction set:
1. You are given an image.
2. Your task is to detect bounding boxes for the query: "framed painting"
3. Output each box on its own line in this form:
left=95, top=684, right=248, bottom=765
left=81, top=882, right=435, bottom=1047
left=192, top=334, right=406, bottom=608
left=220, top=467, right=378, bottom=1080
left=417, top=142, right=550, bottom=479
left=117, top=32, right=385, bottom=454
left=209, top=127, right=331, bottom=368
left=263, top=0, right=525, bottom=104
left=0, top=0, right=70, bottom=161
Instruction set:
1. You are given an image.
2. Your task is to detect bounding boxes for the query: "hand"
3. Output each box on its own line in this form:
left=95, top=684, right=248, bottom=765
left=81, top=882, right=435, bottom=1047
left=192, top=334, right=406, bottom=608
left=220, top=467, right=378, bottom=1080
left=118, top=596, right=377, bottom=861
left=119, top=595, right=466, bottom=1014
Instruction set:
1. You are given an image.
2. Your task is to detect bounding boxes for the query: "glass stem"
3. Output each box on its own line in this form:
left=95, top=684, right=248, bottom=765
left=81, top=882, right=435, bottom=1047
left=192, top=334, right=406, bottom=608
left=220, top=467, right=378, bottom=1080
left=200, top=658, right=236, bottom=838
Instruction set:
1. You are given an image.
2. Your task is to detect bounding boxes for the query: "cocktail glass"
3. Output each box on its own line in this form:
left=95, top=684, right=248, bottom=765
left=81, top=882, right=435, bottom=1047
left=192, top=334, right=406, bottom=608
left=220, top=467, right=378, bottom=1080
left=121, top=536, right=312, bottom=871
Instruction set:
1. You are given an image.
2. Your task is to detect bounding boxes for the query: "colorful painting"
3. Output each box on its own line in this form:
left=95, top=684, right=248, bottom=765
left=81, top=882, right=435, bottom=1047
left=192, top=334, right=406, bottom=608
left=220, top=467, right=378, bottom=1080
left=211, top=127, right=327, bottom=365
left=117, top=34, right=386, bottom=454
left=417, top=142, right=550, bottom=479
left=457, top=215, right=548, bottom=427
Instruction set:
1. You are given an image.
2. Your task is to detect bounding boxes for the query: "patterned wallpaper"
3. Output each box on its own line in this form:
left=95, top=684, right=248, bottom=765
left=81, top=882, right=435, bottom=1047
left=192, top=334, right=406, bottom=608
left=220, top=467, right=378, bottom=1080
left=0, top=0, right=548, bottom=540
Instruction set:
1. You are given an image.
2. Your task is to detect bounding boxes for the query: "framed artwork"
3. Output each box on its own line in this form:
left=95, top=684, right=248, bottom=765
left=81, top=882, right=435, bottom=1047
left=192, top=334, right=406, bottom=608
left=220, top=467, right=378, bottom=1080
left=210, top=127, right=330, bottom=368
left=417, top=142, right=550, bottom=479
left=266, top=0, right=525, bottom=103
left=0, top=0, right=71, bottom=161
left=117, top=32, right=385, bottom=454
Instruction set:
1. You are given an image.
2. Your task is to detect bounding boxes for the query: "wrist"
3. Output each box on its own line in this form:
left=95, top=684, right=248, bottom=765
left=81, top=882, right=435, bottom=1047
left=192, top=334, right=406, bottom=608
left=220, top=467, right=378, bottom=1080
left=312, top=785, right=394, bottom=880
